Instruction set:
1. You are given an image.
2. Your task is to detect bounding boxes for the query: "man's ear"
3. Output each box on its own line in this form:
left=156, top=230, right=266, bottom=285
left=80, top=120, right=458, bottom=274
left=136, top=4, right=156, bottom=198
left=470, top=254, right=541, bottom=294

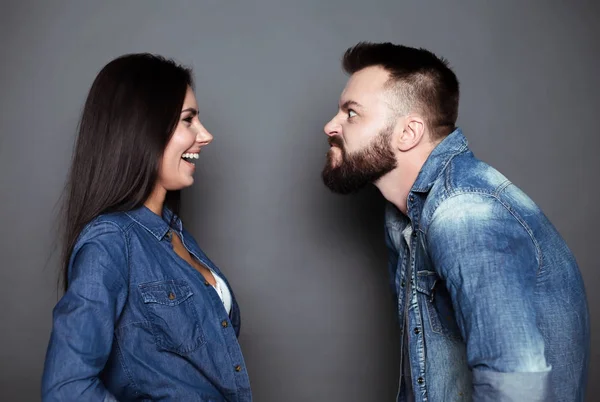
left=393, top=114, right=425, bottom=152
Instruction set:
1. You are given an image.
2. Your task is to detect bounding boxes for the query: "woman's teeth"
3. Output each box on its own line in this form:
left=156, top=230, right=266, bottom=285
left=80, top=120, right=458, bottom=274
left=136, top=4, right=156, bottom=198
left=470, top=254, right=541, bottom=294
left=182, top=153, right=200, bottom=161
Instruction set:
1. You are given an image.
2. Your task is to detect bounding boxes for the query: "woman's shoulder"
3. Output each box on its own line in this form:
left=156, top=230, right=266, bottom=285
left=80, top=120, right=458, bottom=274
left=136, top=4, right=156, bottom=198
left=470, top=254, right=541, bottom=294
left=90, top=210, right=140, bottom=231
left=76, top=211, right=135, bottom=247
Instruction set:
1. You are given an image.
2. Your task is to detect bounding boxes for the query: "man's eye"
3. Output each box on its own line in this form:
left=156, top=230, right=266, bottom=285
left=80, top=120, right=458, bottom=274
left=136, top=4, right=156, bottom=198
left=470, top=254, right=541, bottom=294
left=348, top=110, right=357, bottom=118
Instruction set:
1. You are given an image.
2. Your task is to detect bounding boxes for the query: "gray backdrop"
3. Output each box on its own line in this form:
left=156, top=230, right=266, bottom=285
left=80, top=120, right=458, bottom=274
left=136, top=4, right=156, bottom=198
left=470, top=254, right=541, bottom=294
left=1, top=0, right=598, bottom=401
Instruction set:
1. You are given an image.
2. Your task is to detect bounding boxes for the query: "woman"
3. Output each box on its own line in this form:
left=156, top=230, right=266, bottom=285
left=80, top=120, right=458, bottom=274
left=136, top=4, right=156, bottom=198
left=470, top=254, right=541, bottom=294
left=42, top=54, right=252, bottom=401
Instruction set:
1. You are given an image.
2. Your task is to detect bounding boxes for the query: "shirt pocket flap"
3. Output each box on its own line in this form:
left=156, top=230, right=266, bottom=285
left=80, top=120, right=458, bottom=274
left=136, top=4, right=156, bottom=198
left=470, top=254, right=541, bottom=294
left=416, top=270, right=462, bottom=340
left=416, top=270, right=439, bottom=297
left=139, top=281, right=193, bottom=307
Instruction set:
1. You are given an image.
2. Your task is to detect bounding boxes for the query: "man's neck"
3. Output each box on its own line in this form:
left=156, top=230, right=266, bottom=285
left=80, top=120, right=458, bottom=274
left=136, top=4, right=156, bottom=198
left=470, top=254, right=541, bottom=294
left=375, top=164, right=418, bottom=215
left=375, top=143, right=437, bottom=215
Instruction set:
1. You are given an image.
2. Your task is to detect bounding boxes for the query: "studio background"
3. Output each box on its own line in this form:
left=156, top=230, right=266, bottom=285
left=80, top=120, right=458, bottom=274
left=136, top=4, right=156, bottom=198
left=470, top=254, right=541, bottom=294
left=1, top=1, right=598, bottom=400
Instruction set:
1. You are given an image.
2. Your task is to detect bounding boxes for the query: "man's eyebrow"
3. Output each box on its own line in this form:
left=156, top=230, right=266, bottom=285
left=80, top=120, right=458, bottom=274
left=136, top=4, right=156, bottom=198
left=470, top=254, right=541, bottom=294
left=339, top=100, right=363, bottom=110
left=181, top=108, right=198, bottom=115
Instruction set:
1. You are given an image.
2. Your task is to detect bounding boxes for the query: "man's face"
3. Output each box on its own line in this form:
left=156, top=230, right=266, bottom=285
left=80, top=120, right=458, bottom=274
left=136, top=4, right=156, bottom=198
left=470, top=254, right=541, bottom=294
left=322, top=66, right=398, bottom=194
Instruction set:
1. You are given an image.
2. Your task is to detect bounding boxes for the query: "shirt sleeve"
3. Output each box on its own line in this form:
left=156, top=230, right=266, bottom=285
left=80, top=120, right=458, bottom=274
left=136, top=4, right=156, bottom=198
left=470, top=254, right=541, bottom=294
left=427, top=193, right=552, bottom=402
left=42, top=222, right=128, bottom=402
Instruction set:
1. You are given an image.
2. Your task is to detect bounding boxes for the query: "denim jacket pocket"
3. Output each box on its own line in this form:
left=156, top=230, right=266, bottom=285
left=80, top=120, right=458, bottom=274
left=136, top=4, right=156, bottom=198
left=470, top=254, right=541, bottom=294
left=416, top=271, right=462, bottom=341
left=139, top=280, right=206, bottom=354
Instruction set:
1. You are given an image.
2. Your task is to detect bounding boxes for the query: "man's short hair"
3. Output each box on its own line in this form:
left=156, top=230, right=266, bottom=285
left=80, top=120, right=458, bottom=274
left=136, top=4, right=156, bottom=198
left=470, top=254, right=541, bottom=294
left=342, top=42, right=460, bottom=140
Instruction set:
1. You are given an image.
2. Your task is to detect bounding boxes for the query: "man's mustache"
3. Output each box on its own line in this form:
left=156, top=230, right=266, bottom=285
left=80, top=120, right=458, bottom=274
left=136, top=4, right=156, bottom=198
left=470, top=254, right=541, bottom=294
left=328, top=135, right=344, bottom=148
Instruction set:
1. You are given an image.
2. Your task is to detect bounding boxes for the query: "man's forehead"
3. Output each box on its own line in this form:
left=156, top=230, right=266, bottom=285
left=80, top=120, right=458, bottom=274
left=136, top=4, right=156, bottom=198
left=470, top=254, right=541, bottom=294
left=340, top=66, right=390, bottom=106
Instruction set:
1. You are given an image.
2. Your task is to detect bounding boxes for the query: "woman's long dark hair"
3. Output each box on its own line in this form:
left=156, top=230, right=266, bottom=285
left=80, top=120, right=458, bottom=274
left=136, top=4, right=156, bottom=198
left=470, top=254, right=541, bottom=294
left=60, top=53, right=193, bottom=291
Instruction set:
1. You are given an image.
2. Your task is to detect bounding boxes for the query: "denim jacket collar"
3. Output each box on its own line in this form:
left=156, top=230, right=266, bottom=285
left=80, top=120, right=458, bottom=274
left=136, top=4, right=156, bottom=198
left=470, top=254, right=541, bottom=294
left=125, top=205, right=183, bottom=241
left=411, top=128, right=468, bottom=194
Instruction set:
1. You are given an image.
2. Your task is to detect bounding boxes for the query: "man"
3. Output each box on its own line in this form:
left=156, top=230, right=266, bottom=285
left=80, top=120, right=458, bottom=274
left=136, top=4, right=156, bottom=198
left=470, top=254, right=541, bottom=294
left=321, top=42, right=589, bottom=401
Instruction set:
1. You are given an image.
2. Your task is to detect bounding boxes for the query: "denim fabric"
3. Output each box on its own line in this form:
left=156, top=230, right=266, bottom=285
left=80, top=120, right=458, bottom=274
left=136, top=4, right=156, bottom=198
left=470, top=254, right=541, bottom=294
left=42, top=206, right=251, bottom=401
left=385, top=129, right=589, bottom=402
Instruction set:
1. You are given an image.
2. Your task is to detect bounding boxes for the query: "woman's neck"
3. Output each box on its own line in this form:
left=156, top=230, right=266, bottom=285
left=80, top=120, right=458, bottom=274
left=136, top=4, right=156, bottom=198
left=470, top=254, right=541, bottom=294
left=144, top=185, right=167, bottom=216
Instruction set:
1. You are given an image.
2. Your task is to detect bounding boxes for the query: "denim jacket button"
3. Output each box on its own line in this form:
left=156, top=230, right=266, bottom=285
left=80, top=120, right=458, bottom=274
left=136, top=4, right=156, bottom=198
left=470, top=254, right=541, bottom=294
left=204, top=280, right=210, bottom=286
left=414, top=327, right=421, bottom=335
left=234, top=365, right=242, bottom=372
left=417, top=377, right=424, bottom=384
left=222, top=320, right=228, bottom=328
left=168, top=292, right=176, bottom=300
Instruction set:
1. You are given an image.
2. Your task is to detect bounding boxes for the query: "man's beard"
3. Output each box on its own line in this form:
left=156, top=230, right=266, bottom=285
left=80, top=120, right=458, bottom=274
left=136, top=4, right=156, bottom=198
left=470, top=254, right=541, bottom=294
left=321, top=125, right=397, bottom=194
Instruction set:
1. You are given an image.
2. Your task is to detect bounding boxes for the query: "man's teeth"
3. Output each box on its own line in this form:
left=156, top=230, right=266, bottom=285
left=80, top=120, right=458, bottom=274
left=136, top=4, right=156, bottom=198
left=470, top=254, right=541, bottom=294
left=182, top=153, right=200, bottom=160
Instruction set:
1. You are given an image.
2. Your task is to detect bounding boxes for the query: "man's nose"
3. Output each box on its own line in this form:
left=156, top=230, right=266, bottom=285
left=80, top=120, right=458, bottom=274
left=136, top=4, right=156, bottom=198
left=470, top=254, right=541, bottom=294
left=324, top=117, right=340, bottom=137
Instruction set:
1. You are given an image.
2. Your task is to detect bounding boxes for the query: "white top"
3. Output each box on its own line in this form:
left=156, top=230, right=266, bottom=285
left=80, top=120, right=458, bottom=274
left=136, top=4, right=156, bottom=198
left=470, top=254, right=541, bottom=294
left=402, top=223, right=413, bottom=253
left=209, top=269, right=232, bottom=315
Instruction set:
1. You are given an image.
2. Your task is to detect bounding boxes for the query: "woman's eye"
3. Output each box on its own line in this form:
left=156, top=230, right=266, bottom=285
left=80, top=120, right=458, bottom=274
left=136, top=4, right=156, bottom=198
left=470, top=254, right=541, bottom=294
left=183, top=116, right=193, bottom=124
left=348, top=110, right=357, bottom=118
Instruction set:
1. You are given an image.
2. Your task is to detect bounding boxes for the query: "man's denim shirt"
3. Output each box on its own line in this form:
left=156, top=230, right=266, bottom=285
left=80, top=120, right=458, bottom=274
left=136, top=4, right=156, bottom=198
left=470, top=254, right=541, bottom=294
left=385, top=129, right=589, bottom=402
left=42, top=207, right=252, bottom=401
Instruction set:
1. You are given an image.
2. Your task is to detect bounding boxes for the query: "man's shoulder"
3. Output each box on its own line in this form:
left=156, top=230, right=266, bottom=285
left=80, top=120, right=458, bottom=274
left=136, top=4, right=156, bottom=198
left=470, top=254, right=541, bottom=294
left=425, top=152, right=510, bottom=204
left=444, top=152, right=509, bottom=195
left=420, top=153, right=516, bottom=228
